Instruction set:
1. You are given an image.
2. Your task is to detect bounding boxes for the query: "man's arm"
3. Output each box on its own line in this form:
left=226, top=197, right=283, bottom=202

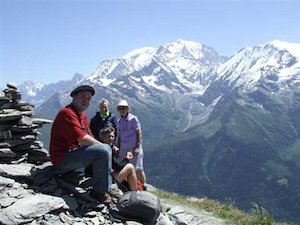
left=78, top=134, right=101, bottom=146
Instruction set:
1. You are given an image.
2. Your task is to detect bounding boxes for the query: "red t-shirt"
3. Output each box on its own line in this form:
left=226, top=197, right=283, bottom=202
left=49, top=104, right=93, bottom=167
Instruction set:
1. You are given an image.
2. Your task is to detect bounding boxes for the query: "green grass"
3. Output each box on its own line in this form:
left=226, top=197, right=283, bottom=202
left=152, top=189, right=290, bottom=225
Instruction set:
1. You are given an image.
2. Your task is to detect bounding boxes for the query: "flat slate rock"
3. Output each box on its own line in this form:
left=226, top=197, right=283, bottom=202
left=0, top=148, right=16, bottom=158
left=0, top=193, right=66, bottom=225
left=0, top=163, right=34, bottom=177
left=0, top=130, right=12, bottom=140
left=32, top=118, right=53, bottom=124
left=0, top=175, right=15, bottom=188
left=0, top=110, right=22, bottom=121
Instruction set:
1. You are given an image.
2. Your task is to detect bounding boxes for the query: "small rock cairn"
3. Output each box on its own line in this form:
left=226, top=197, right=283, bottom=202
left=0, top=83, right=223, bottom=225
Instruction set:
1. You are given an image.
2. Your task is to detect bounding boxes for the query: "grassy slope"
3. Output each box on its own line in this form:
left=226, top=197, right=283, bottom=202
left=153, top=188, right=289, bottom=225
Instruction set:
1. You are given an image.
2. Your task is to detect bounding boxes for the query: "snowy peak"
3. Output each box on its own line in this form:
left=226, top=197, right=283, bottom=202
left=19, top=80, right=45, bottom=97
left=217, top=40, right=300, bottom=90
left=122, top=47, right=156, bottom=63
left=88, top=39, right=224, bottom=93
left=18, top=73, right=84, bottom=106
left=264, top=40, right=300, bottom=58
left=160, top=39, right=204, bottom=59
left=88, top=47, right=156, bottom=86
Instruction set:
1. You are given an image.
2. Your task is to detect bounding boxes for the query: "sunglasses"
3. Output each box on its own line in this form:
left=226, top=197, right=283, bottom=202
left=118, top=106, right=128, bottom=111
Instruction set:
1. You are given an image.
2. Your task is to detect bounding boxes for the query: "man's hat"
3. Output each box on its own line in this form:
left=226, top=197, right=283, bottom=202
left=70, top=85, right=95, bottom=97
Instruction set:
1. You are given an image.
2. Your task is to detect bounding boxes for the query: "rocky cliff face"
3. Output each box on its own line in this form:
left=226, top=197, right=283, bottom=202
left=0, top=83, right=224, bottom=225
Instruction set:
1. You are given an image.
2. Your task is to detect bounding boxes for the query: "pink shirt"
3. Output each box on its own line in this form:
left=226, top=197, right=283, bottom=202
left=118, top=113, right=141, bottom=149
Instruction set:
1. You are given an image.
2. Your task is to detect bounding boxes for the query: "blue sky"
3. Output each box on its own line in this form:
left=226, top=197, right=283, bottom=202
left=1, top=0, right=300, bottom=86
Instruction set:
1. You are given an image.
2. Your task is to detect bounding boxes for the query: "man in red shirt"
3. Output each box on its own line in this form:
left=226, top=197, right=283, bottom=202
left=50, top=85, right=112, bottom=204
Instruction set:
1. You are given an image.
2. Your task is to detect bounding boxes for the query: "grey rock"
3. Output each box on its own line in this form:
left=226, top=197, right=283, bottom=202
left=0, top=102, right=15, bottom=110
left=0, top=196, right=17, bottom=207
left=0, top=163, right=33, bottom=177
left=0, top=130, right=12, bottom=139
left=89, top=216, right=101, bottom=225
left=39, top=213, right=64, bottom=225
left=28, top=147, right=49, bottom=157
left=156, top=214, right=174, bottom=225
left=10, top=124, right=39, bottom=132
left=5, top=139, right=33, bottom=148
left=16, top=103, right=34, bottom=112
left=0, top=124, right=13, bottom=131
left=167, top=206, right=185, bottom=215
left=59, top=212, right=74, bottom=224
left=0, top=193, right=65, bottom=225
left=18, top=115, right=33, bottom=126
left=6, top=82, right=18, bottom=90
left=32, top=140, right=44, bottom=148
left=19, top=134, right=36, bottom=141
left=12, top=142, right=32, bottom=151
left=0, top=148, right=16, bottom=158
left=0, top=110, right=22, bottom=122
left=0, top=109, right=18, bottom=114
left=125, top=221, right=144, bottom=225
left=0, top=175, right=15, bottom=187
left=7, top=187, right=29, bottom=198
left=32, top=118, right=53, bottom=124
left=0, top=141, right=10, bottom=147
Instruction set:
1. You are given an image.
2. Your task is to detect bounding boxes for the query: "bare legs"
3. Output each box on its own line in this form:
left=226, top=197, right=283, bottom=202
left=113, top=163, right=137, bottom=191
left=136, top=170, right=146, bottom=185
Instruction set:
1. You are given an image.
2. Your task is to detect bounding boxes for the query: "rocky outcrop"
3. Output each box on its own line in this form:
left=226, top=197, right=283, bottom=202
left=0, top=83, right=224, bottom=225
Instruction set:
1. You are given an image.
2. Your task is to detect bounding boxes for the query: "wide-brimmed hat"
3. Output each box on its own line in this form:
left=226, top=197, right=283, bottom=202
left=117, top=99, right=129, bottom=107
left=70, top=85, right=95, bottom=97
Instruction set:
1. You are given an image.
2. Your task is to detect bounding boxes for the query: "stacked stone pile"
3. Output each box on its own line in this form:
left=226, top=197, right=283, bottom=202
left=0, top=83, right=51, bottom=165
left=0, top=83, right=224, bottom=225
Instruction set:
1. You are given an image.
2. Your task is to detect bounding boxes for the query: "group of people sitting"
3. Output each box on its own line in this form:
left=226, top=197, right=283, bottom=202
left=49, top=85, right=146, bottom=204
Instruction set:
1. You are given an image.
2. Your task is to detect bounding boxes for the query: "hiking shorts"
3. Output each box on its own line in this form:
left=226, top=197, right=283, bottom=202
left=119, top=146, right=144, bottom=171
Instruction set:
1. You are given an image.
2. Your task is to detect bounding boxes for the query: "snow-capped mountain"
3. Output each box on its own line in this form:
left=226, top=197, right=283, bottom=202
left=31, top=39, right=300, bottom=134
left=19, top=73, right=84, bottom=107
left=217, top=40, right=300, bottom=92
left=88, top=39, right=226, bottom=95
left=200, top=40, right=300, bottom=107
left=26, top=39, right=299, bottom=131
left=27, top=39, right=300, bottom=222
left=19, top=80, right=45, bottom=98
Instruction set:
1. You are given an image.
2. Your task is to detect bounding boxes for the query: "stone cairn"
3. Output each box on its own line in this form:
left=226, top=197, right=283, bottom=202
left=0, top=83, right=223, bottom=225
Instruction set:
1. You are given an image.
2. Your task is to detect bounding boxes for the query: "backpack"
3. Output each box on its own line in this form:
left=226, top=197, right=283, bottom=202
left=110, top=191, right=162, bottom=223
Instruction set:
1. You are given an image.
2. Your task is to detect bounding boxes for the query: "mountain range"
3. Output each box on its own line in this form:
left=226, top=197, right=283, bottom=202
left=18, top=39, right=300, bottom=223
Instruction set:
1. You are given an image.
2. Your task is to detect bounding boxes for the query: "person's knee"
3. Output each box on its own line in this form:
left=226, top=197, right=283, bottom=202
left=94, top=144, right=111, bottom=158
left=126, top=163, right=135, bottom=172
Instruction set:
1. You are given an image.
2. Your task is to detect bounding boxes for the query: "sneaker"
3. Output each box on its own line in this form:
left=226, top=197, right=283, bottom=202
left=90, top=190, right=111, bottom=204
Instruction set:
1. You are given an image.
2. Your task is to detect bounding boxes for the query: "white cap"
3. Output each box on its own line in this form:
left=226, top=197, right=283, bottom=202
left=117, top=99, right=129, bottom=107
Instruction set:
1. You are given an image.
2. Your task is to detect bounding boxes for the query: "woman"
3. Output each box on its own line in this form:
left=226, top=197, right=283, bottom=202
left=116, top=99, right=146, bottom=186
left=90, top=99, right=117, bottom=141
